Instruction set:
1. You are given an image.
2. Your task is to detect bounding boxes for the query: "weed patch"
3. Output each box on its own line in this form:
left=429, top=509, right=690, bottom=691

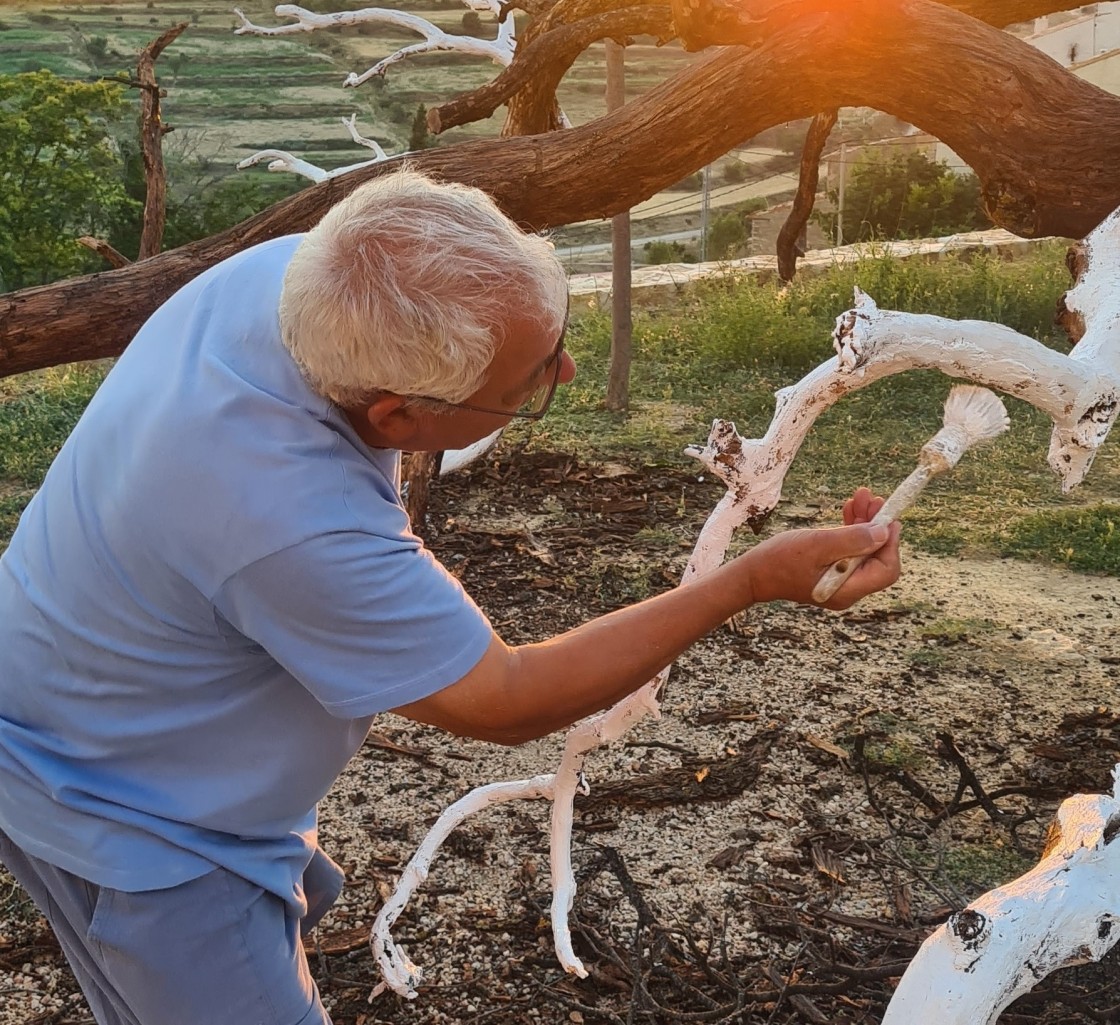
left=999, top=505, right=1120, bottom=575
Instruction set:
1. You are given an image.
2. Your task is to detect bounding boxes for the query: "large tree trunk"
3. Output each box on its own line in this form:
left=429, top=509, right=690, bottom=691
left=4, top=0, right=1119, bottom=379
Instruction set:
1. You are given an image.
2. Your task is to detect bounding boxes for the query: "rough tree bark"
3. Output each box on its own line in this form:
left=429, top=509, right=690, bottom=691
left=75, top=22, right=187, bottom=268
left=135, top=22, right=188, bottom=259
left=3, top=0, right=1118, bottom=378
left=776, top=110, right=837, bottom=283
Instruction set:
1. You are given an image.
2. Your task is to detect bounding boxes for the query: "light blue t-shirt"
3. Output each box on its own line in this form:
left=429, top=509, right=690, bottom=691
left=0, top=235, right=493, bottom=912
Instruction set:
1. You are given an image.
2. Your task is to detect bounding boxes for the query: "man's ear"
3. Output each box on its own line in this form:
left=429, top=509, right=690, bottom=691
left=363, top=394, right=420, bottom=447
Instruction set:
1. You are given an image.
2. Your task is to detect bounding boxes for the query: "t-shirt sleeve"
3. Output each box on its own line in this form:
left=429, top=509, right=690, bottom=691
left=211, top=531, right=494, bottom=718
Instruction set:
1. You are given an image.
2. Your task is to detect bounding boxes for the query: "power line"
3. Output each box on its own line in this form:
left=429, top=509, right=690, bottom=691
left=624, top=162, right=801, bottom=220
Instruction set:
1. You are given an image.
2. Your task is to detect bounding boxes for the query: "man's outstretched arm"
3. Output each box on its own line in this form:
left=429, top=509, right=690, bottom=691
left=393, top=490, right=901, bottom=744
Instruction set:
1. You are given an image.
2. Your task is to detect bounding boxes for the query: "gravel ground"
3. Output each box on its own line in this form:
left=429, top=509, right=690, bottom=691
left=3, top=454, right=1119, bottom=1024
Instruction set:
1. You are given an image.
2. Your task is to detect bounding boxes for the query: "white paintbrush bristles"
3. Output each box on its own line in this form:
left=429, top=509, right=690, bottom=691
left=811, top=385, right=1010, bottom=602
left=943, top=384, right=1013, bottom=446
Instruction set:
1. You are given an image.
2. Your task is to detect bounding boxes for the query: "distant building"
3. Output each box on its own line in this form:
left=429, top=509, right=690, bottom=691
left=1070, top=44, right=1120, bottom=91
left=1021, top=3, right=1120, bottom=66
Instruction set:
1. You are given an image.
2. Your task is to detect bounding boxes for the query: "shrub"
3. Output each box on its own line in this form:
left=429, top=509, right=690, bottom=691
left=721, top=160, right=747, bottom=185
left=707, top=211, right=747, bottom=260
left=644, top=240, right=696, bottom=265
left=408, top=104, right=432, bottom=150
left=670, top=172, right=702, bottom=192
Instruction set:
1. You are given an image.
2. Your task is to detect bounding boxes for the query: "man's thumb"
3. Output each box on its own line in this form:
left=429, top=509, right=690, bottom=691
left=839, top=521, right=890, bottom=553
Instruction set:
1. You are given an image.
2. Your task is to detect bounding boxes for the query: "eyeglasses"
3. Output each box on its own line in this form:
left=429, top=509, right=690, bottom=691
left=409, top=315, right=568, bottom=422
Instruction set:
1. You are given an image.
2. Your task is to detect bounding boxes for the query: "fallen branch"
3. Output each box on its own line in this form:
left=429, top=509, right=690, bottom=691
left=233, top=2, right=515, bottom=87
left=883, top=766, right=1120, bottom=1024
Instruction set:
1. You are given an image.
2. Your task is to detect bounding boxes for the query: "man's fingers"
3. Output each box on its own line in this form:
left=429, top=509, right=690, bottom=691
left=828, top=521, right=902, bottom=607
left=845, top=487, right=886, bottom=525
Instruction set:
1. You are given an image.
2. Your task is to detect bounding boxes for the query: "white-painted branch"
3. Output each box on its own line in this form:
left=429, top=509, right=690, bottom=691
left=883, top=766, right=1120, bottom=1025
left=834, top=289, right=1118, bottom=493
left=236, top=149, right=332, bottom=182
left=233, top=4, right=514, bottom=90
left=438, top=428, right=505, bottom=475
left=367, top=425, right=750, bottom=999
left=236, top=147, right=387, bottom=183
left=365, top=191, right=1120, bottom=1009
left=236, top=118, right=390, bottom=182
left=369, top=775, right=557, bottom=999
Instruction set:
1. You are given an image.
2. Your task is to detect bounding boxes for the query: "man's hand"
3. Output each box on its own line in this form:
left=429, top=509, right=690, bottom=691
left=742, top=487, right=901, bottom=610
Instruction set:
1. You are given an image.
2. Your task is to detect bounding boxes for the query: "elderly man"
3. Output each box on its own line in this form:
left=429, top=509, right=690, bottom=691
left=0, top=170, right=900, bottom=1025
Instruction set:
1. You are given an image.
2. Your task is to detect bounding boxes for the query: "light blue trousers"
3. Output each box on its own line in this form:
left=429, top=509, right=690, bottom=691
left=0, top=829, right=342, bottom=1025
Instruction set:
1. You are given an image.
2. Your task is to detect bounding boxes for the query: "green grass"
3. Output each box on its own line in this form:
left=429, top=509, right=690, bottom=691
left=516, top=244, right=1118, bottom=573
left=919, top=617, right=1000, bottom=645
left=0, top=365, right=106, bottom=487
left=0, top=211, right=1116, bottom=576
left=999, top=505, right=1120, bottom=574
left=939, top=841, right=1034, bottom=895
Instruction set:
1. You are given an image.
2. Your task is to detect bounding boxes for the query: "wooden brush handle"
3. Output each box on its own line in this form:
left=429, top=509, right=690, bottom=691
left=810, top=464, right=932, bottom=603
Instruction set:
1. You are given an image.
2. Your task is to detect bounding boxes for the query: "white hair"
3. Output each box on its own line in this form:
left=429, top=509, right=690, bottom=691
left=278, top=169, right=568, bottom=408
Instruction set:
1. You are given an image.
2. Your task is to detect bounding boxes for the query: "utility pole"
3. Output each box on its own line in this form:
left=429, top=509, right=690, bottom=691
left=836, top=142, right=846, bottom=248
left=604, top=39, right=631, bottom=412
left=699, top=162, right=712, bottom=262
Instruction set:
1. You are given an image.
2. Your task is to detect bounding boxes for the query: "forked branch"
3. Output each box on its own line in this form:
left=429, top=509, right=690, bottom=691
left=368, top=209, right=1120, bottom=999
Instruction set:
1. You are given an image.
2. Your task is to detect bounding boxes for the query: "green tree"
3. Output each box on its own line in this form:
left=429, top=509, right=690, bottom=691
left=817, top=150, right=991, bottom=243
left=408, top=103, right=432, bottom=151
left=0, top=70, right=137, bottom=291
left=707, top=210, right=747, bottom=259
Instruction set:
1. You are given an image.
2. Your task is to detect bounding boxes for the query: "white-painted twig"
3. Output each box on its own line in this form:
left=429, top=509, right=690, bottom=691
left=236, top=147, right=385, bottom=183
left=368, top=212, right=1120, bottom=1002
left=812, top=386, right=1009, bottom=601
left=236, top=117, right=391, bottom=182
left=368, top=428, right=747, bottom=999
left=369, top=775, right=556, bottom=999
left=438, top=429, right=505, bottom=476
left=233, top=3, right=515, bottom=88
left=341, top=113, right=388, bottom=159
left=883, top=766, right=1120, bottom=1025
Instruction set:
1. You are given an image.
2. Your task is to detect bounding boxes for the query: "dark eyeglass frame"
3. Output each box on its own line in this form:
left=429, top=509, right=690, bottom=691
left=409, top=311, right=569, bottom=422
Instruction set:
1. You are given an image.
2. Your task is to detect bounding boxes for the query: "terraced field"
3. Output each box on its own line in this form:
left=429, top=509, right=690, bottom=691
left=2, top=0, right=699, bottom=174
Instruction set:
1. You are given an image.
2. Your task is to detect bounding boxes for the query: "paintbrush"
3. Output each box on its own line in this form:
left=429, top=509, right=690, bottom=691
left=811, top=385, right=1010, bottom=603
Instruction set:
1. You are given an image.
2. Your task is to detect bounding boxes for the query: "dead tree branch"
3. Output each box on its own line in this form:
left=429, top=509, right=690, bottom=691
left=430, top=7, right=671, bottom=133
left=135, top=22, right=188, bottom=259
left=76, top=236, right=130, bottom=269
left=776, top=109, right=836, bottom=283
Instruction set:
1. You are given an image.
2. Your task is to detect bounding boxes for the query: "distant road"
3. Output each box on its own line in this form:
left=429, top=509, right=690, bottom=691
left=555, top=167, right=802, bottom=263
left=556, top=229, right=699, bottom=260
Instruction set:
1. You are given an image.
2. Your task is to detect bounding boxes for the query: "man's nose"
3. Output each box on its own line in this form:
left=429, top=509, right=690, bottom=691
left=559, top=351, right=577, bottom=384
